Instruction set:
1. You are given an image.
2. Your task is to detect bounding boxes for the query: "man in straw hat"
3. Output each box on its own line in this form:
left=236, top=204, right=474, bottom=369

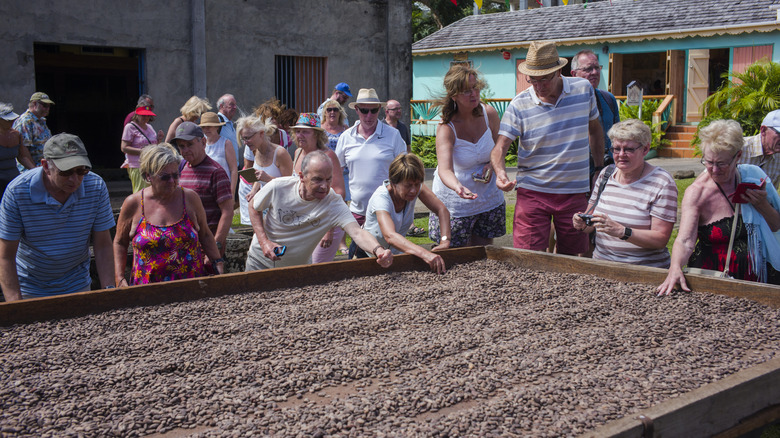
left=491, top=41, right=605, bottom=256
left=0, top=133, right=116, bottom=300
left=336, top=88, right=407, bottom=258
left=13, top=92, right=55, bottom=169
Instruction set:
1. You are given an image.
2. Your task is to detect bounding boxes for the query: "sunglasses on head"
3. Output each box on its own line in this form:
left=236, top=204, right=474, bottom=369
left=357, top=107, right=379, bottom=114
left=58, top=167, right=90, bottom=177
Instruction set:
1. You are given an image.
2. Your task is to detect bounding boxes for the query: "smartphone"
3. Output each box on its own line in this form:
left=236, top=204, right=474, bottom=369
left=732, top=178, right=767, bottom=204
left=239, top=168, right=258, bottom=183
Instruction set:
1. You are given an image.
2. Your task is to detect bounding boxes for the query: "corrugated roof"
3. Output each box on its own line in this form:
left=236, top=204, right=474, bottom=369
left=413, top=0, right=780, bottom=55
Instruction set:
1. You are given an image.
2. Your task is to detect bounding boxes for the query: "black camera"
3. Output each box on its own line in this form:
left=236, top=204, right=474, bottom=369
left=578, top=214, right=594, bottom=226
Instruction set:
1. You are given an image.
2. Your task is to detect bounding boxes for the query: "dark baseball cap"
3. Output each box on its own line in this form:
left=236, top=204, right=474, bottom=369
left=44, top=133, right=92, bottom=170
left=173, top=121, right=204, bottom=141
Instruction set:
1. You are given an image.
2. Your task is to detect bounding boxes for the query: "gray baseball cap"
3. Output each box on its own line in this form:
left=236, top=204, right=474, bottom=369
left=173, top=121, right=204, bottom=141
left=44, top=133, right=92, bottom=170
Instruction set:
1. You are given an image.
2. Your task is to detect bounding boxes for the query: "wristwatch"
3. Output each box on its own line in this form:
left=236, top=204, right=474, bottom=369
left=620, top=227, right=632, bottom=240
left=441, top=236, right=449, bottom=242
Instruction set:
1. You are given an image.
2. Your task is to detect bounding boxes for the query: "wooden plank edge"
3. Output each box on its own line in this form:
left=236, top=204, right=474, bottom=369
left=0, top=246, right=486, bottom=327
left=485, top=246, right=780, bottom=308
left=580, top=356, right=780, bottom=437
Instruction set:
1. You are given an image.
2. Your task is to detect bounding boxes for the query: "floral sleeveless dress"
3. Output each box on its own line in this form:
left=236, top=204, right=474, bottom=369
left=131, top=188, right=205, bottom=285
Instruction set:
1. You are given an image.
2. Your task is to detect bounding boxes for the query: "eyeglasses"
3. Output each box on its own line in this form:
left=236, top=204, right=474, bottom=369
left=701, top=153, right=738, bottom=169
left=356, top=107, right=379, bottom=114
left=57, top=167, right=90, bottom=177
left=241, top=132, right=258, bottom=142
left=527, top=73, right=557, bottom=85
left=458, top=87, right=480, bottom=96
left=613, top=145, right=642, bottom=155
left=575, top=65, right=603, bottom=73
left=156, top=172, right=180, bottom=182
left=326, top=107, right=340, bottom=113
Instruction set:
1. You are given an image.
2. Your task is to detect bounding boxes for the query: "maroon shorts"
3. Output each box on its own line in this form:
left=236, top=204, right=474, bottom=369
left=513, top=188, right=588, bottom=255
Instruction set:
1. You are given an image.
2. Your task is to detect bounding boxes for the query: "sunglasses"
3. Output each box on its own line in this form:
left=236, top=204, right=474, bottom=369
left=157, top=172, right=180, bottom=182
left=58, top=167, right=90, bottom=177
left=326, top=107, right=340, bottom=113
left=356, top=107, right=380, bottom=114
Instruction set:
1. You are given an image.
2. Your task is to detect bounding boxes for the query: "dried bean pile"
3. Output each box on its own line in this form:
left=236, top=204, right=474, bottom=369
left=2, top=260, right=779, bottom=437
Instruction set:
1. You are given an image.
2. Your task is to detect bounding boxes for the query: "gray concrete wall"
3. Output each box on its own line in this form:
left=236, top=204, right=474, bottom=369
left=1, top=0, right=412, bottom=133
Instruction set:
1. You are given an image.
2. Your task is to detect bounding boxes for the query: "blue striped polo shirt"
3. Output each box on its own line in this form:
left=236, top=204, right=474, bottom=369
left=499, top=76, right=599, bottom=194
left=0, top=169, right=115, bottom=297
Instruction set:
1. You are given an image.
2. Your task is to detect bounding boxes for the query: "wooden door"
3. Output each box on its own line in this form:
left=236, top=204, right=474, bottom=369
left=608, top=53, right=623, bottom=95
left=686, top=49, right=709, bottom=122
left=515, top=59, right=531, bottom=95
left=667, top=50, right=685, bottom=123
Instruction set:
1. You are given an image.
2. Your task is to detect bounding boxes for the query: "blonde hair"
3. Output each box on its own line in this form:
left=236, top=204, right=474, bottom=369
left=236, top=115, right=278, bottom=140
left=607, top=119, right=651, bottom=148
left=436, top=64, right=487, bottom=124
left=321, top=100, right=347, bottom=126
left=180, top=96, right=212, bottom=120
left=291, top=128, right=328, bottom=151
left=140, top=143, right=181, bottom=178
left=698, top=119, right=744, bottom=156
left=388, top=153, right=425, bottom=185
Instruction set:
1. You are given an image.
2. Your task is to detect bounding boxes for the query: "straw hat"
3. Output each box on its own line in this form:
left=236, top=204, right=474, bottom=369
left=348, top=88, right=386, bottom=109
left=517, top=41, right=567, bottom=76
left=199, top=112, right=226, bottom=127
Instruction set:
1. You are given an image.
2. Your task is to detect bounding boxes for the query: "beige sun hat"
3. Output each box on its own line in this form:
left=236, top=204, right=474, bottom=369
left=348, top=88, right=386, bottom=109
left=517, top=41, right=568, bottom=76
left=199, top=112, right=226, bottom=127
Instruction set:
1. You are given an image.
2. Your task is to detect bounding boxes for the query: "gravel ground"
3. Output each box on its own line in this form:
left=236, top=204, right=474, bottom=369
left=1, top=259, right=779, bottom=437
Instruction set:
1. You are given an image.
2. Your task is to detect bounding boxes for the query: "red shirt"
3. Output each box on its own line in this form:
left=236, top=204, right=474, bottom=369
left=179, top=156, right=232, bottom=227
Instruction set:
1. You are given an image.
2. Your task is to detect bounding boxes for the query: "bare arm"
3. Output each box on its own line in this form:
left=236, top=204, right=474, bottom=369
left=92, top=229, right=115, bottom=289
left=326, top=150, right=346, bottom=199
left=491, top=134, right=516, bottom=192
left=276, top=146, right=294, bottom=177
left=589, top=118, right=605, bottom=168
left=214, top=198, right=234, bottom=257
left=113, top=196, right=138, bottom=287
left=376, top=209, right=445, bottom=274
left=658, top=186, right=702, bottom=295
left=743, top=188, right=780, bottom=231
left=16, top=138, right=35, bottom=169
left=121, top=139, right=144, bottom=156
left=248, top=198, right=281, bottom=261
left=435, top=123, right=477, bottom=199
left=344, top=222, right=393, bottom=268
left=418, top=185, right=451, bottom=251
left=165, top=118, right=182, bottom=144
left=0, top=238, right=21, bottom=301
left=188, top=191, right=223, bottom=274
left=591, top=214, right=674, bottom=249
left=224, top=140, right=239, bottom=199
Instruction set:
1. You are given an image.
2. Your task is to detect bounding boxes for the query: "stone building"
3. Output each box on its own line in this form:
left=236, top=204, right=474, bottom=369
left=2, top=0, right=412, bottom=168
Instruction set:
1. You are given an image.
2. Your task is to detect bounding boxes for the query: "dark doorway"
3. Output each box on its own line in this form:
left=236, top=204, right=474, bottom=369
left=708, top=48, right=730, bottom=94
left=619, top=52, right=666, bottom=96
left=34, top=43, right=143, bottom=169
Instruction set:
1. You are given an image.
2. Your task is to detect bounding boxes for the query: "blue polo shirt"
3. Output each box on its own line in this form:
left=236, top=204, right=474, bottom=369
left=0, top=169, right=115, bottom=297
left=218, top=112, right=240, bottom=163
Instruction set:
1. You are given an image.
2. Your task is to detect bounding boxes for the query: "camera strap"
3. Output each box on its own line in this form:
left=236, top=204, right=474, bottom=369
left=586, top=164, right=615, bottom=214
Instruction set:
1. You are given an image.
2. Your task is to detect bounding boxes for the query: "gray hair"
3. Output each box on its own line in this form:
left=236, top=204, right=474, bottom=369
left=217, top=94, right=234, bottom=109
left=698, top=119, right=744, bottom=156
left=140, top=143, right=182, bottom=179
left=571, top=49, right=597, bottom=71
left=136, top=94, right=153, bottom=107
left=301, top=150, right=331, bottom=176
left=608, top=119, right=651, bottom=148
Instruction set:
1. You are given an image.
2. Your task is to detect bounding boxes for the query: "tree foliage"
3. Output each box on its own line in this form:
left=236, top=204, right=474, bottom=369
left=413, top=1, right=508, bottom=42
left=698, top=60, right=780, bottom=140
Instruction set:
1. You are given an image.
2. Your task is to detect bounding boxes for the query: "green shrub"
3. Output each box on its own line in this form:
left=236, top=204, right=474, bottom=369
left=618, top=99, right=671, bottom=150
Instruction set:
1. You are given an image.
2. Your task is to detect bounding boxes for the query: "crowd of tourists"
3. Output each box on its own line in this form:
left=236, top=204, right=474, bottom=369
left=2, top=40, right=779, bottom=302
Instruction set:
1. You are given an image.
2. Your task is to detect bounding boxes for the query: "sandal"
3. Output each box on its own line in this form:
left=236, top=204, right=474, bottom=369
left=406, top=226, right=427, bottom=237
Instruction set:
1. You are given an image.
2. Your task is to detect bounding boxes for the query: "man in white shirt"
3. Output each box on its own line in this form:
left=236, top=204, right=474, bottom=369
left=245, top=150, right=393, bottom=270
left=740, top=110, right=780, bottom=189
